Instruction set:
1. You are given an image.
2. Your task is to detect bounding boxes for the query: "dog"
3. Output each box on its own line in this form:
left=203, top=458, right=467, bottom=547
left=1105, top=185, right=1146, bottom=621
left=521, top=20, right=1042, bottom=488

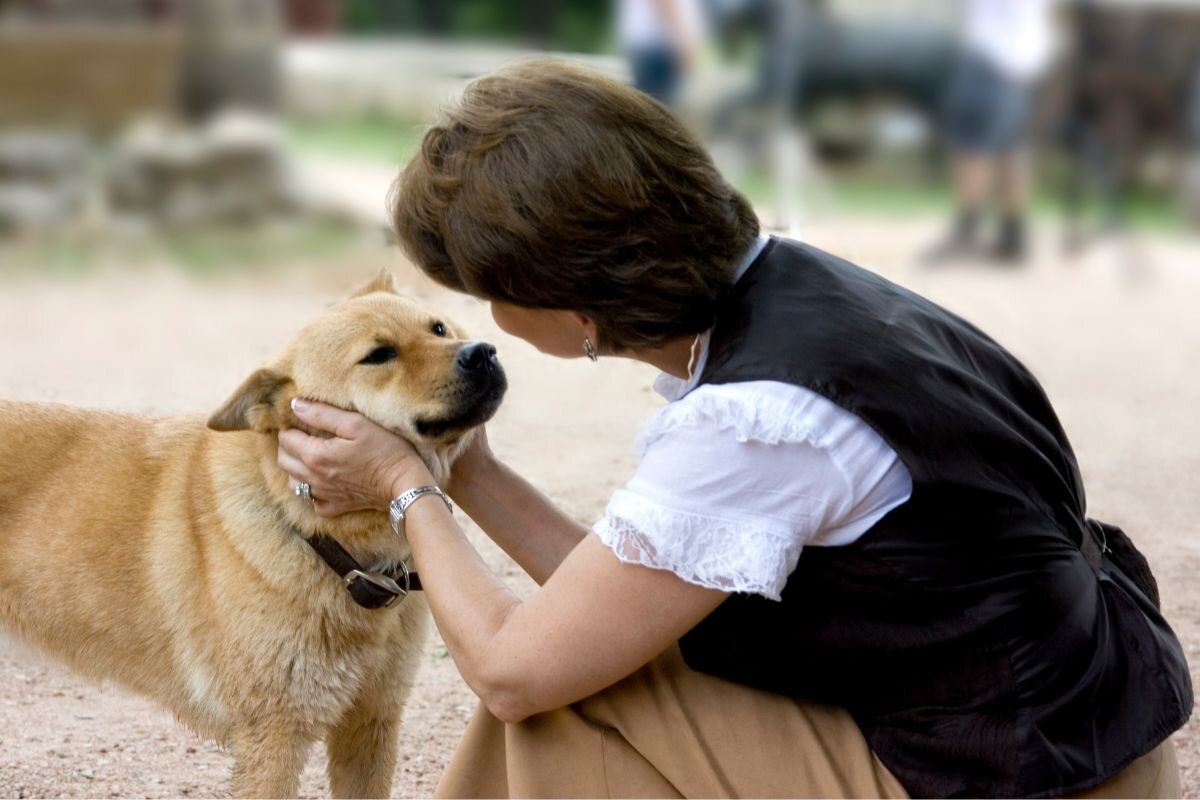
left=0, top=270, right=506, bottom=797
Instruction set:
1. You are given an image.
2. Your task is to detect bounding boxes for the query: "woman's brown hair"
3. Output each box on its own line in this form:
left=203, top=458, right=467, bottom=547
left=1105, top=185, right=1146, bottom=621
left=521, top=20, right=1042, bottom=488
left=389, top=59, right=760, bottom=352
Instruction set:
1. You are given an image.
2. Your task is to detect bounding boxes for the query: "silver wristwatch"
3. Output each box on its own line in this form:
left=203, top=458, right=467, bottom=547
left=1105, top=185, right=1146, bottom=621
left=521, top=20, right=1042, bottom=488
left=389, top=485, right=452, bottom=536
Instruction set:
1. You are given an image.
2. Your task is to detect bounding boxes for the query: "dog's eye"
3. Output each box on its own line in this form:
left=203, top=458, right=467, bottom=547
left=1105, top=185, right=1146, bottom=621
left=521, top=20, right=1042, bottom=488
left=359, top=346, right=397, bottom=365
left=431, top=321, right=447, bottom=337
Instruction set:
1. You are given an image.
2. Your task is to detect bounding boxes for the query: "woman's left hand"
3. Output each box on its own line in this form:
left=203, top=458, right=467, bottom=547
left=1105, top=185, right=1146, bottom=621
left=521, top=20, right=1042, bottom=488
left=277, top=399, right=433, bottom=517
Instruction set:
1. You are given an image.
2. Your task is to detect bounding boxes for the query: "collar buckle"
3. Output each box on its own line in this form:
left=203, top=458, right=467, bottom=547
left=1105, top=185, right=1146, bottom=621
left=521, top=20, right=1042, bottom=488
left=302, top=530, right=420, bottom=610
left=344, top=567, right=407, bottom=609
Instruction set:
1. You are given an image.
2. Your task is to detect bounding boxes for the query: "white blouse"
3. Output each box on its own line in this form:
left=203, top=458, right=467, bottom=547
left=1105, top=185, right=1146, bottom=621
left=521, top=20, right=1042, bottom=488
left=592, top=236, right=913, bottom=601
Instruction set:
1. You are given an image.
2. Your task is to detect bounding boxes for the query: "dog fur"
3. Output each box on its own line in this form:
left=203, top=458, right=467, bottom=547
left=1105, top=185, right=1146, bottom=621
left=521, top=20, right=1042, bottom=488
left=0, top=271, right=506, bottom=797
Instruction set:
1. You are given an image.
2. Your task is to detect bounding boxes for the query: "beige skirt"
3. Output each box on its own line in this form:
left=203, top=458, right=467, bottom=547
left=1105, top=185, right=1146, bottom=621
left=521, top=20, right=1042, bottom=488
left=434, top=645, right=1181, bottom=799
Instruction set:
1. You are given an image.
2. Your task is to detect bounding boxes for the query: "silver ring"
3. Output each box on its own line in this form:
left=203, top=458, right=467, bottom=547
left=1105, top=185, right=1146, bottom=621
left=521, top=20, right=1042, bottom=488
left=293, top=482, right=314, bottom=504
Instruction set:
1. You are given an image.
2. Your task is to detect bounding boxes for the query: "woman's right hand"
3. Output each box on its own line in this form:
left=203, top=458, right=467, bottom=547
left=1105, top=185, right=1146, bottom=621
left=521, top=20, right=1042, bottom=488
left=435, top=420, right=591, bottom=585
left=445, top=424, right=497, bottom=499
left=279, top=399, right=435, bottom=517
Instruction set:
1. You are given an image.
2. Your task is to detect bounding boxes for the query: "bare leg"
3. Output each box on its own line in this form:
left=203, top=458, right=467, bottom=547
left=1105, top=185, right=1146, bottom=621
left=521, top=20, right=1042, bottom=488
left=995, top=150, right=1029, bottom=214
left=994, top=150, right=1030, bottom=261
left=956, top=153, right=995, bottom=212
left=923, top=154, right=994, bottom=263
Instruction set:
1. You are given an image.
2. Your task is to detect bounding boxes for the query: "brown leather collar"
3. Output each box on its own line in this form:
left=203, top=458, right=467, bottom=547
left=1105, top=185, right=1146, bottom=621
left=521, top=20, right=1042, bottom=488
left=304, top=532, right=422, bottom=609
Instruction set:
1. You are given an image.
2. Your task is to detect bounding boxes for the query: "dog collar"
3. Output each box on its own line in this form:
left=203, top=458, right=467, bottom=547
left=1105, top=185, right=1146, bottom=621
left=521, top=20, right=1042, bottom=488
left=303, top=532, right=422, bottom=609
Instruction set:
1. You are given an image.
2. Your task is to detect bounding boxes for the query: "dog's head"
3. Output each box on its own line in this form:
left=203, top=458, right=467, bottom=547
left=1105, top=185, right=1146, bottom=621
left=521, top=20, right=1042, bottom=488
left=206, top=271, right=507, bottom=481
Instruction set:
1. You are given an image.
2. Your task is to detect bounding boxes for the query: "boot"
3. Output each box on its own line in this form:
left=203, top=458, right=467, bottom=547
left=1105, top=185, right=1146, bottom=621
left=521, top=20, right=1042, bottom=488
left=922, top=209, right=982, bottom=264
left=992, top=214, right=1028, bottom=264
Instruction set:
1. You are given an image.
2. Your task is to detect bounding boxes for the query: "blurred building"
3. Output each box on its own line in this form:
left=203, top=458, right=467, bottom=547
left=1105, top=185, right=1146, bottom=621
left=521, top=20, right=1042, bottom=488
left=0, top=0, right=294, bottom=234
left=0, top=1, right=180, bottom=132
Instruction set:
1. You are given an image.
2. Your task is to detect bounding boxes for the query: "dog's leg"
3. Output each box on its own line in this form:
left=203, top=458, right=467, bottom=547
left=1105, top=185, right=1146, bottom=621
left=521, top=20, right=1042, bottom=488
left=325, top=709, right=401, bottom=799
left=230, top=719, right=312, bottom=799
left=327, top=605, right=427, bottom=799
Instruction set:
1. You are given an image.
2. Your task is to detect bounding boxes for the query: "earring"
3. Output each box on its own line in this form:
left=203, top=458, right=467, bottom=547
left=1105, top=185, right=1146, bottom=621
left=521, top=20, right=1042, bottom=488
left=686, top=333, right=702, bottom=381
left=583, top=337, right=599, bottom=362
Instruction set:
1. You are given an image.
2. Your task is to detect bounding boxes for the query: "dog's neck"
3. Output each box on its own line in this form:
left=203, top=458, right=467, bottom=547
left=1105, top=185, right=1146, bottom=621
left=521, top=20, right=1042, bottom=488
left=214, top=410, right=466, bottom=565
left=241, top=430, right=411, bottom=564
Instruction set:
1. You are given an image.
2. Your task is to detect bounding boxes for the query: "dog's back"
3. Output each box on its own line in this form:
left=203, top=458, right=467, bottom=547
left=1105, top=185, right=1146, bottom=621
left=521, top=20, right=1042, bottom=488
left=0, top=401, right=212, bottom=697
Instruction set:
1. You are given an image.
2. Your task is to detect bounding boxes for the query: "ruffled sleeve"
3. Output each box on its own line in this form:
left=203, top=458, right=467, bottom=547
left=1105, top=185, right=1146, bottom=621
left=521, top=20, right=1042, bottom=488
left=593, top=381, right=912, bottom=601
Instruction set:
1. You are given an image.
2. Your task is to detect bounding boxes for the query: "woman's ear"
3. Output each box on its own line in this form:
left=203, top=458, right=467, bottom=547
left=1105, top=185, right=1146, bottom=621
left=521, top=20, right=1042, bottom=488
left=573, top=312, right=598, bottom=340
left=207, top=368, right=293, bottom=433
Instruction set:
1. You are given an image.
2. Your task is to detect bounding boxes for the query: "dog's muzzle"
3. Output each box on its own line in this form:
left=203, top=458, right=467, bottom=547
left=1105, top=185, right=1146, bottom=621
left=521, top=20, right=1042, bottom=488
left=415, top=342, right=507, bottom=438
left=454, top=341, right=500, bottom=378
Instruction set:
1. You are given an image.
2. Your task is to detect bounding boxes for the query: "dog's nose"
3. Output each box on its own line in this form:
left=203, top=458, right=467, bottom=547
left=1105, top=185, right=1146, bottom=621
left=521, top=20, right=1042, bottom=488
left=455, top=342, right=499, bottom=374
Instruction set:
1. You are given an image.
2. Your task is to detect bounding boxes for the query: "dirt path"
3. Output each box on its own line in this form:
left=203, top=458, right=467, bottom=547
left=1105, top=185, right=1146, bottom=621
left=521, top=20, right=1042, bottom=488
left=0, top=218, right=1196, bottom=797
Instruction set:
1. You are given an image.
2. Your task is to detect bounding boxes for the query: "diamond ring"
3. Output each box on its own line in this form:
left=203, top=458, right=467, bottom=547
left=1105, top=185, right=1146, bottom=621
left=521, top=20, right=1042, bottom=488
left=293, top=482, right=315, bottom=504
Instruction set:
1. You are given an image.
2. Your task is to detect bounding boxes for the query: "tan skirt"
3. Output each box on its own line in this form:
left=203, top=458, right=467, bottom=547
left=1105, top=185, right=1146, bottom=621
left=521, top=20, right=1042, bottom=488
left=434, top=645, right=1181, bottom=799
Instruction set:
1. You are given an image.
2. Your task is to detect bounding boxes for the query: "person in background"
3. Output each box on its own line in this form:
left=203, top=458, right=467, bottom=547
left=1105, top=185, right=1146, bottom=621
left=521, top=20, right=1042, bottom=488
left=617, top=0, right=704, bottom=106
left=926, top=0, right=1057, bottom=264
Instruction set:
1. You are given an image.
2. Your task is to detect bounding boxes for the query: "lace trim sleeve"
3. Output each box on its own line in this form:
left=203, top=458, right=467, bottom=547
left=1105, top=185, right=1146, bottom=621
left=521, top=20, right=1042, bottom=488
left=593, top=489, right=801, bottom=602
left=592, top=381, right=905, bottom=601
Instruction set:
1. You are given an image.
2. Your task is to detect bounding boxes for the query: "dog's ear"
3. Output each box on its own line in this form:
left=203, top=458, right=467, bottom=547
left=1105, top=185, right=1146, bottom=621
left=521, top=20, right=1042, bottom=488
left=207, top=368, right=292, bottom=433
left=348, top=269, right=400, bottom=299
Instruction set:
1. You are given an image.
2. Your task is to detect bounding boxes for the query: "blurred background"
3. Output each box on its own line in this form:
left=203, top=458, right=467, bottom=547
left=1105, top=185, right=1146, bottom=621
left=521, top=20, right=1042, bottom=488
left=0, top=2, right=1198, bottom=797
left=1, top=0, right=1199, bottom=273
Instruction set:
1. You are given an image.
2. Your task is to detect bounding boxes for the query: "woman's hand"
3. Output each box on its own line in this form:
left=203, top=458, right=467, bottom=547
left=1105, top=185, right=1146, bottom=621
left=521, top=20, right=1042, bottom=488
left=444, top=423, right=496, bottom=499
left=277, top=399, right=433, bottom=517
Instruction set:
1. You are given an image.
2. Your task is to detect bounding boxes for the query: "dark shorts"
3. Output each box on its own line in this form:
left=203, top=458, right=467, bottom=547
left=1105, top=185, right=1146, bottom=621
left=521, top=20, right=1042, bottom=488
left=629, top=46, right=682, bottom=106
left=944, top=54, right=1033, bottom=153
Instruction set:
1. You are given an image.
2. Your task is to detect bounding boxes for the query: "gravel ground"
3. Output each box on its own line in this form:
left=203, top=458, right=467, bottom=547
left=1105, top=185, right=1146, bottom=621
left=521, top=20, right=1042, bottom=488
left=0, top=217, right=1196, bottom=797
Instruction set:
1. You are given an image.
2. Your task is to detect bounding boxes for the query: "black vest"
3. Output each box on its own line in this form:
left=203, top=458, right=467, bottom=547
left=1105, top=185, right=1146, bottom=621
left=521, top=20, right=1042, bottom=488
left=680, top=238, right=1192, bottom=798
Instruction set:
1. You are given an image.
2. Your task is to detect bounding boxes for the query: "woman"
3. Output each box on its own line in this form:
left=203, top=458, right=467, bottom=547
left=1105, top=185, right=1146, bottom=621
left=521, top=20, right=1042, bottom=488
left=277, top=60, right=1191, bottom=798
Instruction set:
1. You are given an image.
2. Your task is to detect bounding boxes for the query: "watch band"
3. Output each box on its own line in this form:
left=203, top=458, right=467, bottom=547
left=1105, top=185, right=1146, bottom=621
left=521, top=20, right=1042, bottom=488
left=389, top=485, right=452, bottom=536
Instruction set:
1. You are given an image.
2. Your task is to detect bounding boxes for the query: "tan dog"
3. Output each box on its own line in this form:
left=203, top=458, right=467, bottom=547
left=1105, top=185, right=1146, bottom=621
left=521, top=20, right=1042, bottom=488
left=0, top=271, right=506, bottom=798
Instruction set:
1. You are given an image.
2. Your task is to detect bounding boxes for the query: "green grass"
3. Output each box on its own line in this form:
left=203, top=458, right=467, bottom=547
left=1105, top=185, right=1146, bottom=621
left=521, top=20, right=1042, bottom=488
left=739, top=168, right=1187, bottom=232
left=739, top=171, right=954, bottom=218
left=0, top=219, right=370, bottom=279
left=285, top=115, right=1188, bottom=232
left=158, top=220, right=367, bottom=276
left=286, top=115, right=425, bottom=167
